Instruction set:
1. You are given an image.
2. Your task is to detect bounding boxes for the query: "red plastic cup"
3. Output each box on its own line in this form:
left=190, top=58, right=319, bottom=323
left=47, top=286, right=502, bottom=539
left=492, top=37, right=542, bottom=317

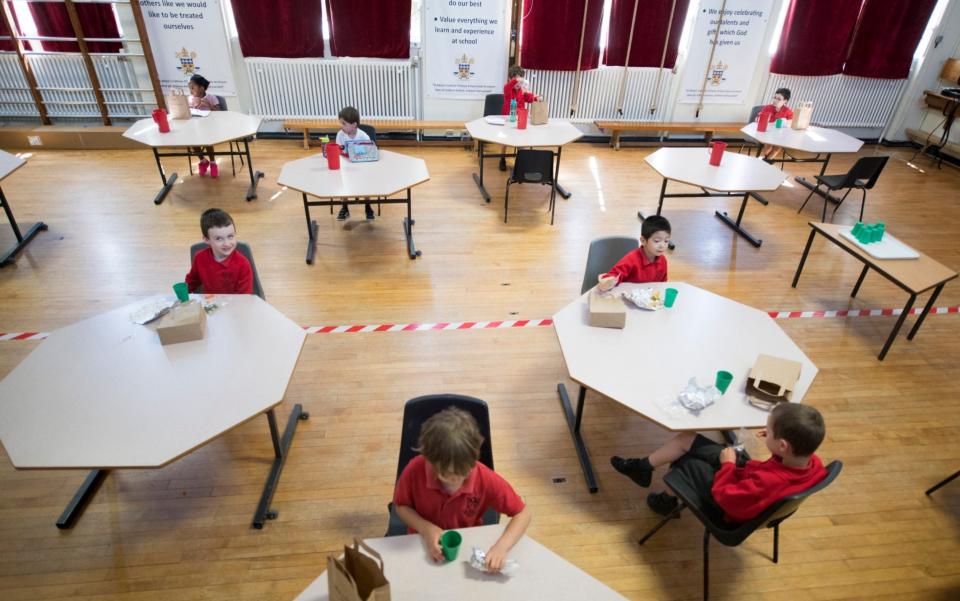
left=326, top=142, right=341, bottom=169
left=709, top=141, right=727, bottom=166
left=517, top=108, right=528, bottom=129
left=156, top=109, right=170, bottom=133
left=757, top=111, right=769, bottom=132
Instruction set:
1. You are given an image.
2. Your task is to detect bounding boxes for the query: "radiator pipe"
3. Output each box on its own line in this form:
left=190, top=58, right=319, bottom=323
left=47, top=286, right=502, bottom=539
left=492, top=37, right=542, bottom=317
left=649, top=0, right=678, bottom=115
left=614, top=0, right=640, bottom=115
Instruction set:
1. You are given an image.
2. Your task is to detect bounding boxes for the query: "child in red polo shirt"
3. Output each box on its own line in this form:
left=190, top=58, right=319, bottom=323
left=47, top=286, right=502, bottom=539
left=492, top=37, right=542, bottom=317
left=611, top=403, right=828, bottom=522
left=498, top=65, right=541, bottom=171
left=758, top=87, right=794, bottom=162
left=393, top=407, right=531, bottom=573
left=597, top=216, right=671, bottom=292
left=185, top=208, right=253, bottom=294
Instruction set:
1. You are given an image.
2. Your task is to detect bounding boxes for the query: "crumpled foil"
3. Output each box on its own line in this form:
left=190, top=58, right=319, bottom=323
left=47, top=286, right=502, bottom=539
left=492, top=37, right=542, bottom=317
left=677, top=377, right=720, bottom=415
left=469, top=547, right=518, bottom=576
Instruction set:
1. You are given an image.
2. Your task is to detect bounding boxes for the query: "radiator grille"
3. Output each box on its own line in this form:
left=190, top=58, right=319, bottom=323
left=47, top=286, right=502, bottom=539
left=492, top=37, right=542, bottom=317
left=526, top=67, right=674, bottom=122
left=761, top=74, right=906, bottom=128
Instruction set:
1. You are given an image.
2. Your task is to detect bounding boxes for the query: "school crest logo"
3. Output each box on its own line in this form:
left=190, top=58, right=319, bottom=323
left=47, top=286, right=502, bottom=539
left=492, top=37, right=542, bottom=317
left=709, top=60, right=728, bottom=85
left=175, top=47, right=199, bottom=75
left=454, top=54, right=475, bottom=80
left=465, top=495, right=482, bottom=515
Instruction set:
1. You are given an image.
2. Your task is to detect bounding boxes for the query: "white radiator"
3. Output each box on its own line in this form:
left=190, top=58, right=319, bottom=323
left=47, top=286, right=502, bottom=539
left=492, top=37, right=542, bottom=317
left=761, top=74, right=907, bottom=128
left=0, top=54, right=39, bottom=117
left=245, top=58, right=417, bottom=120
left=527, top=67, right=674, bottom=122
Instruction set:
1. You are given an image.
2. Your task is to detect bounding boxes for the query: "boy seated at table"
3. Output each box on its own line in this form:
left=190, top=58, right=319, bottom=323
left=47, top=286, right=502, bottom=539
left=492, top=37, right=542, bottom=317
left=611, top=403, right=827, bottom=522
left=185, top=208, right=253, bottom=294
left=498, top=65, right=541, bottom=171
left=393, top=407, right=532, bottom=573
left=335, top=106, right=375, bottom=221
left=758, top=87, right=794, bottom=162
left=187, top=74, right=221, bottom=177
left=597, top=216, right=671, bottom=292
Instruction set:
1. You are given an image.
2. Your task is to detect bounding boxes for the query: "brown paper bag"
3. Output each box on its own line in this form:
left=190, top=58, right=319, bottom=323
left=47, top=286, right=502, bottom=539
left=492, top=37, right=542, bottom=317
left=166, top=89, right=191, bottom=120
left=746, top=354, right=802, bottom=410
left=790, top=101, right=813, bottom=130
left=328, top=538, right=391, bottom=601
left=529, top=99, right=549, bottom=125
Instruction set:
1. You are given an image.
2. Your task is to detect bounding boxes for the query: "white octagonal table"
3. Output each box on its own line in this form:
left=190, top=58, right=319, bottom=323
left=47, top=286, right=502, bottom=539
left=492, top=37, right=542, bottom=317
left=465, top=117, right=583, bottom=203
left=740, top=122, right=864, bottom=203
left=643, top=147, right=787, bottom=248
left=553, top=282, right=817, bottom=492
left=0, top=149, right=47, bottom=266
left=123, top=111, right=264, bottom=204
left=294, top=524, right=627, bottom=601
left=0, top=294, right=307, bottom=529
left=278, top=150, right=430, bottom=262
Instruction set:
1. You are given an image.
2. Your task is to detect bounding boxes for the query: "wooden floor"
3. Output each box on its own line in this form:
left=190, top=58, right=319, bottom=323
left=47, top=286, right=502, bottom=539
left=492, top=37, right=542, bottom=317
left=0, top=140, right=958, bottom=600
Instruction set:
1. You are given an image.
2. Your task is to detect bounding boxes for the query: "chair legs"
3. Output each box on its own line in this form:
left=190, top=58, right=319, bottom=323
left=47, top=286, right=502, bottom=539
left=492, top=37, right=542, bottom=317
left=637, top=502, right=686, bottom=545
left=797, top=185, right=820, bottom=216
left=703, top=529, right=710, bottom=601
left=829, top=188, right=853, bottom=221
left=229, top=141, right=237, bottom=176
left=773, top=523, right=780, bottom=564
left=859, top=189, right=867, bottom=222
left=504, top=180, right=512, bottom=223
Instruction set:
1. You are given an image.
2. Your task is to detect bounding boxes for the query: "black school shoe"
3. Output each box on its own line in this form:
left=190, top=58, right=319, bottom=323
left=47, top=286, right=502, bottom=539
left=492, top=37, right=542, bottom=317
left=337, top=205, right=350, bottom=220
left=647, top=492, right=680, bottom=516
left=365, top=204, right=375, bottom=220
left=610, top=456, right=653, bottom=487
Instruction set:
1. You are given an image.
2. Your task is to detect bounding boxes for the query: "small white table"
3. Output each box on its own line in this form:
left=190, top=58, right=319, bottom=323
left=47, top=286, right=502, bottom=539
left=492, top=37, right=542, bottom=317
left=0, top=150, right=47, bottom=266
left=277, top=150, right=430, bottom=262
left=465, top=118, right=583, bottom=203
left=740, top=123, right=863, bottom=203
left=553, top=282, right=817, bottom=492
left=293, top=524, right=627, bottom=601
left=123, top=111, right=264, bottom=204
left=0, top=295, right=307, bottom=529
left=643, top=148, right=787, bottom=248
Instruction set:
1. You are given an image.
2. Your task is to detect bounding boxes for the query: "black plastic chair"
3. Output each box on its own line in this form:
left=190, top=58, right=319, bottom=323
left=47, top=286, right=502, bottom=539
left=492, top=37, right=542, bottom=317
left=483, top=93, right=504, bottom=117
left=189, top=241, right=265, bottom=300
left=925, top=469, right=959, bottom=495
left=580, top=236, right=639, bottom=295
left=385, top=394, right=499, bottom=536
left=504, top=149, right=557, bottom=224
left=639, top=460, right=842, bottom=601
left=739, top=104, right=765, bottom=155
left=797, top=156, right=888, bottom=222
left=358, top=123, right=377, bottom=142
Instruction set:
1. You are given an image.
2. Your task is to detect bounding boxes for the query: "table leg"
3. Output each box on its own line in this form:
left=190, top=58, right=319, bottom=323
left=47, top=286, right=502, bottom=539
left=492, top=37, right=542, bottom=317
left=878, top=294, right=916, bottom=361
left=926, top=470, right=960, bottom=495
left=0, top=186, right=47, bottom=267
left=715, top=192, right=763, bottom=247
left=303, top=193, right=318, bottom=265
left=472, top=140, right=492, bottom=203
left=907, top=283, right=944, bottom=341
left=56, top=469, right=108, bottom=529
left=253, top=404, right=309, bottom=529
left=851, top=265, right=869, bottom=298
left=404, top=188, right=421, bottom=259
left=554, top=147, right=572, bottom=199
left=244, top=138, right=264, bottom=201
left=792, top=228, right=817, bottom=287
left=556, top=383, right=599, bottom=493
left=152, top=147, right=177, bottom=205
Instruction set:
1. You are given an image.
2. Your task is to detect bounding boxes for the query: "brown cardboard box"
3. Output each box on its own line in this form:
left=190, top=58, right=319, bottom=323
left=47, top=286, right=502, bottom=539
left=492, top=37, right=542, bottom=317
left=588, top=290, right=626, bottom=329
left=746, top=354, right=802, bottom=409
left=156, top=300, right=207, bottom=345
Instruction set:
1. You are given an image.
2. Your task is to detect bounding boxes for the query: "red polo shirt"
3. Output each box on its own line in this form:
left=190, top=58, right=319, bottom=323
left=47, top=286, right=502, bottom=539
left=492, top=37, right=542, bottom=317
left=501, top=80, right=536, bottom=115
left=393, top=455, right=525, bottom=532
left=759, top=103, right=794, bottom=121
left=185, top=247, right=253, bottom=294
left=604, top=248, right=668, bottom=284
left=712, top=454, right=826, bottom=522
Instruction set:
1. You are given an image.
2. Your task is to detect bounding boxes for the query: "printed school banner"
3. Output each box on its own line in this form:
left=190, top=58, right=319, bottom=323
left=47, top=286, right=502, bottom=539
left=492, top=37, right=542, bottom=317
left=424, top=0, right=510, bottom=100
left=678, top=0, right=773, bottom=104
left=139, top=0, right=236, bottom=96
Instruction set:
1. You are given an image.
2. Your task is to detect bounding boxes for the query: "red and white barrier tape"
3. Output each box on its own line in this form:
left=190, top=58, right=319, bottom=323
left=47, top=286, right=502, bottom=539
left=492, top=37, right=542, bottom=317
left=1, top=307, right=957, bottom=341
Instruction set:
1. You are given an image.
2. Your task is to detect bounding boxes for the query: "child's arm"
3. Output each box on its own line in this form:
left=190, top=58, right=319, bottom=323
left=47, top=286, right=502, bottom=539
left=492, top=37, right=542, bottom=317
left=185, top=260, right=201, bottom=293
left=711, top=457, right=772, bottom=522
left=236, top=261, right=253, bottom=294
left=485, top=505, right=531, bottom=573
left=395, top=504, right=444, bottom=562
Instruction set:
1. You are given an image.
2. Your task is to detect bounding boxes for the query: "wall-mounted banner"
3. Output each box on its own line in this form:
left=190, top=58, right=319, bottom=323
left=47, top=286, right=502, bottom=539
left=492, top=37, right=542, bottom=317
left=139, top=0, right=236, bottom=95
left=678, top=0, right=772, bottom=104
left=424, top=0, right=509, bottom=100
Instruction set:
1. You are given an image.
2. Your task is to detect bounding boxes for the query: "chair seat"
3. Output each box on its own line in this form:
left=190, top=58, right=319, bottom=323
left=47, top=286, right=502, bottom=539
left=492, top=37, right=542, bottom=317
left=815, top=175, right=869, bottom=189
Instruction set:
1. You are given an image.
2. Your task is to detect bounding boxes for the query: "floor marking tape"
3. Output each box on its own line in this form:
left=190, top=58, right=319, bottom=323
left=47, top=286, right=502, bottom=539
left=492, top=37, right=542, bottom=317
left=2, top=308, right=957, bottom=341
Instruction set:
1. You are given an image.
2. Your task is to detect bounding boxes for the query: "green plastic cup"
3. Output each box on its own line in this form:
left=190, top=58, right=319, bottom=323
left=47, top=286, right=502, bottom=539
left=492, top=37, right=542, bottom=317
left=440, top=530, right=462, bottom=562
left=716, top=370, right=734, bottom=394
left=775, top=118, right=783, bottom=128
left=173, top=282, right=189, bottom=303
left=664, top=287, right=678, bottom=308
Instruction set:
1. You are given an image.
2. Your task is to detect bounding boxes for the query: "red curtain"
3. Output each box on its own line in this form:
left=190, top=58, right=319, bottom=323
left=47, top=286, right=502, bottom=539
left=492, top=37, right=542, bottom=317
left=232, top=0, right=324, bottom=58
left=0, top=3, right=30, bottom=52
left=843, top=0, right=937, bottom=79
left=769, top=0, right=862, bottom=76
left=520, top=0, right=605, bottom=70
left=604, top=0, right=690, bottom=68
left=29, top=3, right=121, bottom=53
left=326, top=0, right=410, bottom=58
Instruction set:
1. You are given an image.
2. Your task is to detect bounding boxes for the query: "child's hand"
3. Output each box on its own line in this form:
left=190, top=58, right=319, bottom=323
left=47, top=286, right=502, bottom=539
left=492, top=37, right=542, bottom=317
left=597, top=274, right=617, bottom=292
left=418, top=524, right=444, bottom=562
left=719, top=446, right=737, bottom=464
left=484, top=542, right=509, bottom=573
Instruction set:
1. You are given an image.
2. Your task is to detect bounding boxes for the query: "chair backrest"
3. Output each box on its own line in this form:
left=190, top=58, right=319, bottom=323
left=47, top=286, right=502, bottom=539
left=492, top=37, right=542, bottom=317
left=843, top=155, right=889, bottom=190
left=748, top=104, right=764, bottom=123
left=512, top=149, right=554, bottom=185
left=484, top=93, right=505, bottom=116
left=580, top=236, right=639, bottom=295
left=189, top=241, right=265, bottom=300
left=215, top=95, right=228, bottom=111
left=358, top=123, right=377, bottom=143
left=394, top=394, right=493, bottom=482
